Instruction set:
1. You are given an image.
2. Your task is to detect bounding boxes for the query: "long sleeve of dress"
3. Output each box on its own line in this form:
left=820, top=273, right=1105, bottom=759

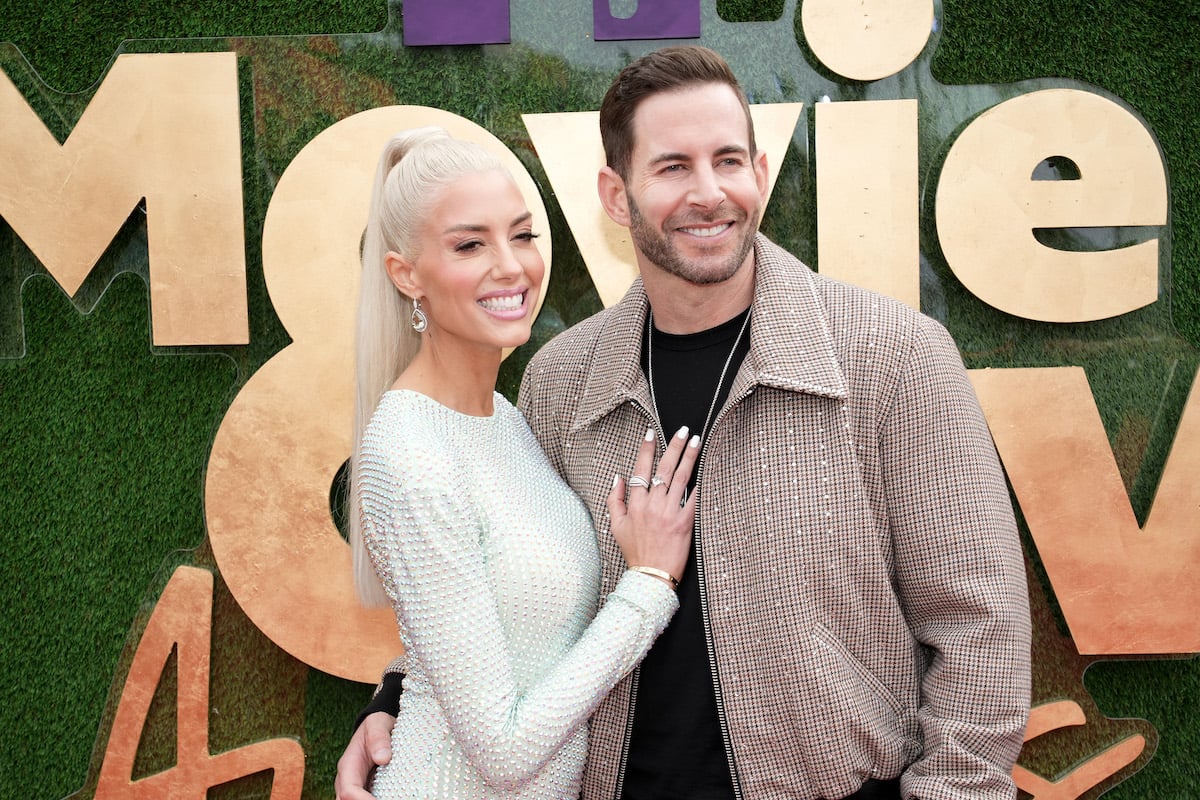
left=358, top=392, right=677, bottom=796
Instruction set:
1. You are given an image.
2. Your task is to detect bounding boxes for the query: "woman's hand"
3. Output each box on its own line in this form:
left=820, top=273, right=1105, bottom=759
left=606, top=426, right=700, bottom=587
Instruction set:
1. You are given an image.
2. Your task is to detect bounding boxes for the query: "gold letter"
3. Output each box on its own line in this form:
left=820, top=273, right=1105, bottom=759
left=0, top=53, right=248, bottom=345
left=815, top=99, right=919, bottom=308
left=937, top=89, right=1166, bottom=322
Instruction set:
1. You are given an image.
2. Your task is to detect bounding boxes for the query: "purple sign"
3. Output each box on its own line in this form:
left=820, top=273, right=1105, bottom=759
left=403, top=0, right=510, bottom=46
left=594, top=0, right=700, bottom=41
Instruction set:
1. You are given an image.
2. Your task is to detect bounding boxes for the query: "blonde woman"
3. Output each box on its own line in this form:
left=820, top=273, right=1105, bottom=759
left=347, top=128, right=698, bottom=800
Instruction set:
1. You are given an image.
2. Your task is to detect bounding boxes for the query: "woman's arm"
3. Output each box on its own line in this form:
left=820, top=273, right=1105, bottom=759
left=359, top=427, right=693, bottom=789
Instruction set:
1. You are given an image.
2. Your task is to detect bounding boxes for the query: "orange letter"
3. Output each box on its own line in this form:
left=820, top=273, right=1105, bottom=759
left=971, top=366, right=1200, bottom=654
left=96, top=566, right=303, bottom=799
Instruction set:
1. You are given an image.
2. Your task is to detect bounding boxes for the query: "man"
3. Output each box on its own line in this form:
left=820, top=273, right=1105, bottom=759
left=337, top=45, right=1030, bottom=800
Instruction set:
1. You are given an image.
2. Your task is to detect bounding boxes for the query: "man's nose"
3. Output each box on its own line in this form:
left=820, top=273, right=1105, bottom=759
left=687, top=165, right=726, bottom=208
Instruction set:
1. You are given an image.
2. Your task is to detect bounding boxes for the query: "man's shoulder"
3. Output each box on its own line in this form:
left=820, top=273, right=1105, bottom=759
left=813, top=271, right=927, bottom=325
left=754, top=236, right=949, bottom=369
left=527, top=304, right=623, bottom=371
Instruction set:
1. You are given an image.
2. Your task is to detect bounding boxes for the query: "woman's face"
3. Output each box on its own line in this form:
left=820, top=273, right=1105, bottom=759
left=403, top=169, right=545, bottom=355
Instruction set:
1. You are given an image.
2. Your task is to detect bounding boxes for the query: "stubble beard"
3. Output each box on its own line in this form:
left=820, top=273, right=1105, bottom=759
left=627, top=194, right=758, bottom=286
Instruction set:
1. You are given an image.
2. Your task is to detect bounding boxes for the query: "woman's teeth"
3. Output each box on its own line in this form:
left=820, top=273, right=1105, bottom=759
left=479, top=293, right=523, bottom=311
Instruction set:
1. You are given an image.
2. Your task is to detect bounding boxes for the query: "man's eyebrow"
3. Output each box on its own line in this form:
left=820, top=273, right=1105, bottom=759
left=714, top=144, right=750, bottom=158
left=648, top=145, right=749, bottom=167
left=649, top=151, right=691, bottom=167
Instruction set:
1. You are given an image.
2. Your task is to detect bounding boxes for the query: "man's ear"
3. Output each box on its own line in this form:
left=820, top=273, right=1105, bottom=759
left=753, top=149, right=769, bottom=202
left=384, top=251, right=420, bottom=298
left=597, top=166, right=631, bottom=227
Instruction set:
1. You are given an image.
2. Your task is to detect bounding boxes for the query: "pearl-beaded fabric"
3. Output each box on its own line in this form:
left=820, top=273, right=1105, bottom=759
left=358, top=390, right=678, bottom=799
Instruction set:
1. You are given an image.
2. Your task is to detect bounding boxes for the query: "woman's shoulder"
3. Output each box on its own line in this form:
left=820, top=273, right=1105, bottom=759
left=363, top=390, right=525, bottom=466
left=360, top=391, right=453, bottom=470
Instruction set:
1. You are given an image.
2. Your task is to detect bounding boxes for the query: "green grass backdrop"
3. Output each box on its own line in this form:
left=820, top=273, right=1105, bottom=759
left=1, top=1, right=1197, bottom=798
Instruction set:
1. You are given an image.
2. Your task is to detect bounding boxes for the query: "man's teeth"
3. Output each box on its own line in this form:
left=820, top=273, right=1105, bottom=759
left=680, top=223, right=730, bottom=237
left=479, top=293, right=523, bottom=311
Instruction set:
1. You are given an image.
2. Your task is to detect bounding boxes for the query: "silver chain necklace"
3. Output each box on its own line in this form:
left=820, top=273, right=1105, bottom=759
left=646, top=307, right=752, bottom=446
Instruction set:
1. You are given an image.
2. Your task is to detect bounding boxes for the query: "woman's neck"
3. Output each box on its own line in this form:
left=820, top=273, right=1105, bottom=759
left=393, top=343, right=500, bottom=417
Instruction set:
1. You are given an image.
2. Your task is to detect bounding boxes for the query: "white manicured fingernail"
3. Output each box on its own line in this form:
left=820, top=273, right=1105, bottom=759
left=645, top=428, right=656, bottom=442
left=689, top=435, right=701, bottom=448
left=612, top=474, right=620, bottom=488
left=675, top=426, right=689, bottom=439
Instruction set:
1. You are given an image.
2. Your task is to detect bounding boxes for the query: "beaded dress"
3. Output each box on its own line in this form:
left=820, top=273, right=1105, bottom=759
left=358, top=390, right=678, bottom=799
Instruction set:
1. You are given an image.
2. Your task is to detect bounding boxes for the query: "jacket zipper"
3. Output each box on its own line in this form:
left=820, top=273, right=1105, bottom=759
left=693, top=397, right=746, bottom=800
left=610, top=399, right=749, bottom=799
left=612, top=667, right=639, bottom=798
left=612, top=410, right=665, bottom=800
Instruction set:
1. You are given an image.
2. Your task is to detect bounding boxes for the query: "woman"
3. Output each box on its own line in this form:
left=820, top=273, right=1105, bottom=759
left=349, top=127, right=698, bottom=799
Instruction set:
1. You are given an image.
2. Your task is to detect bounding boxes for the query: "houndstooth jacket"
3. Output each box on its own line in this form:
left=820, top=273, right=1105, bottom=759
left=517, top=235, right=1031, bottom=800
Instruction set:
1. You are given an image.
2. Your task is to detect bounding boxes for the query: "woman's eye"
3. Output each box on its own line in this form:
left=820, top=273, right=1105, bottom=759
left=514, top=231, right=540, bottom=242
left=454, top=240, right=482, bottom=253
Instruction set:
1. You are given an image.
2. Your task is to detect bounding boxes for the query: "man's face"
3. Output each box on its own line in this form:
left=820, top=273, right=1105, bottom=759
left=621, top=82, right=767, bottom=285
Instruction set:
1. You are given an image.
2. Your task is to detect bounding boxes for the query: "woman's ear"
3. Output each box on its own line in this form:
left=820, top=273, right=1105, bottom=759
left=597, top=166, right=631, bottom=227
left=384, top=251, right=420, bottom=298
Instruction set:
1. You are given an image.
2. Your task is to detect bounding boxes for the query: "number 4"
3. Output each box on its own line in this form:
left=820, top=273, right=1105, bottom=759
left=95, top=566, right=304, bottom=799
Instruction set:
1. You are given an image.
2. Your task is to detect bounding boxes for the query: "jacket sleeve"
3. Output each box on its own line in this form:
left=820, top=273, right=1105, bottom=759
left=880, top=316, right=1032, bottom=799
left=360, top=432, right=677, bottom=790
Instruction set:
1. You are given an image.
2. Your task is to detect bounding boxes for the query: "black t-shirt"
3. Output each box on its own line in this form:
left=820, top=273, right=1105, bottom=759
left=621, top=308, right=751, bottom=800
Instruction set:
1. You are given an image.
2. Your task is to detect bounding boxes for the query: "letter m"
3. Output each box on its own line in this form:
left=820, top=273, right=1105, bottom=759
left=0, top=52, right=247, bottom=347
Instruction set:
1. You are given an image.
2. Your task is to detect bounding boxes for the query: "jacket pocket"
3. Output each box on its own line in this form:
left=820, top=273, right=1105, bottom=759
left=794, top=623, right=920, bottom=781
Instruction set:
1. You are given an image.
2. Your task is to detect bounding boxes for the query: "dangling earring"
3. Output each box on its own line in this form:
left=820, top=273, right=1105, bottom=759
left=410, top=297, right=428, bottom=333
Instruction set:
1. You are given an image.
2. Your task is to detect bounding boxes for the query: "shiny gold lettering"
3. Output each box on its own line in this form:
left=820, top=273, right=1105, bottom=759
left=0, top=53, right=248, bottom=345
left=937, top=90, right=1166, bottom=322
left=815, top=99, right=919, bottom=308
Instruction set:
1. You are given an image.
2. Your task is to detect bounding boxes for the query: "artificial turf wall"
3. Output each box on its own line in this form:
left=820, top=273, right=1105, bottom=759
left=1, top=1, right=1197, bottom=798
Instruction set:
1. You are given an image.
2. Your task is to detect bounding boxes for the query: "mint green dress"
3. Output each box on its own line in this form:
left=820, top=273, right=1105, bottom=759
left=358, top=390, right=677, bottom=799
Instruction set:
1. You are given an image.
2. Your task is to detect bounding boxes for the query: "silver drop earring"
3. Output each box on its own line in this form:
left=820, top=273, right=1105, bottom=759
left=410, top=297, right=428, bottom=333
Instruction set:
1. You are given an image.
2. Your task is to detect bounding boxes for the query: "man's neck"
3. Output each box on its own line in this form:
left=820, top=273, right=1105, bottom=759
left=640, top=255, right=756, bottom=334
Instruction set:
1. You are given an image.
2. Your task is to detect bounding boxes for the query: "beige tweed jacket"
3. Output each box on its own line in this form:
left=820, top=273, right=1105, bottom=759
left=517, top=235, right=1031, bottom=800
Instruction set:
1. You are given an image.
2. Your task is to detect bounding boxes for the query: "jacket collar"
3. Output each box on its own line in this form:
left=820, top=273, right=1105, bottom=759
left=745, top=235, right=848, bottom=400
left=571, top=234, right=847, bottom=432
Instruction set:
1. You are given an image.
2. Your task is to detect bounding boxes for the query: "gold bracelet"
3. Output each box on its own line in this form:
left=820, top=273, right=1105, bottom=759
left=629, top=565, right=679, bottom=591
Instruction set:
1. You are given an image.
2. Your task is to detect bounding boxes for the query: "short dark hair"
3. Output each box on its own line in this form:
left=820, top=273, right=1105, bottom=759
left=599, top=45, right=756, bottom=180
